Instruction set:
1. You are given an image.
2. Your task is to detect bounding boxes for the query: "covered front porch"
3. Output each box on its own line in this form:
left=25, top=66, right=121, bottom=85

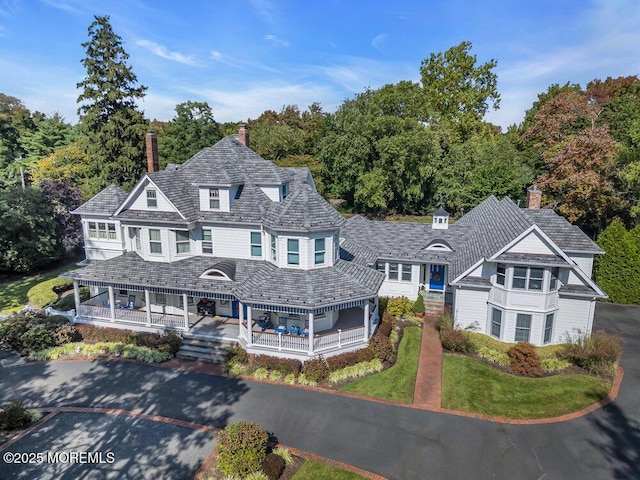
left=236, top=299, right=380, bottom=359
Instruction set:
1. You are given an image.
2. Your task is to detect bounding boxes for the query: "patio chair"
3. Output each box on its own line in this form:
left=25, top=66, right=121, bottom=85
left=128, top=294, right=135, bottom=309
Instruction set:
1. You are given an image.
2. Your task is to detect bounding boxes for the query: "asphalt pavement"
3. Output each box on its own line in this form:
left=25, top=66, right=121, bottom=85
left=0, top=302, right=638, bottom=480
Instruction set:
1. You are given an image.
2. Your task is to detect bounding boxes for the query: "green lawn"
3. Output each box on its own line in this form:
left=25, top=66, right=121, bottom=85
left=0, top=262, right=79, bottom=315
left=292, top=459, right=367, bottom=480
left=340, top=326, right=422, bottom=402
left=442, top=354, right=611, bottom=419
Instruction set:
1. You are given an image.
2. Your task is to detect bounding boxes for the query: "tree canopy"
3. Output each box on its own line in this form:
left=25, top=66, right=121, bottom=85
left=77, top=15, right=148, bottom=193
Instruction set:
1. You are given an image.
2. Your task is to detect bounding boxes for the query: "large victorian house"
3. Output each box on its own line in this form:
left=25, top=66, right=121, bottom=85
left=65, top=127, right=606, bottom=359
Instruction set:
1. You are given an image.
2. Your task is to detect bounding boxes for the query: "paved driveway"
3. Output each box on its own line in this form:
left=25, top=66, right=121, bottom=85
left=0, top=303, right=638, bottom=480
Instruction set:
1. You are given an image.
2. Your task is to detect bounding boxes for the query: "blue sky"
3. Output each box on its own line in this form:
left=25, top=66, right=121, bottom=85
left=1, top=0, right=639, bottom=129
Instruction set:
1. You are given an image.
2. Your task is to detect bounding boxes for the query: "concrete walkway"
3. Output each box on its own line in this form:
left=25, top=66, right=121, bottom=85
left=413, top=315, right=442, bottom=408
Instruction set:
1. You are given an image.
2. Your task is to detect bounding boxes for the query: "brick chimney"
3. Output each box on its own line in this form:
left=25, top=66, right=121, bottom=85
left=238, top=123, right=249, bottom=147
left=527, top=184, right=542, bottom=209
left=146, top=130, right=159, bottom=173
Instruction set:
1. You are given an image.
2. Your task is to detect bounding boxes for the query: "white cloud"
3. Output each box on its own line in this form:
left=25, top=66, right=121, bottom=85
left=136, top=40, right=198, bottom=65
left=371, top=33, right=387, bottom=51
left=264, top=34, right=289, bottom=47
left=318, top=56, right=416, bottom=93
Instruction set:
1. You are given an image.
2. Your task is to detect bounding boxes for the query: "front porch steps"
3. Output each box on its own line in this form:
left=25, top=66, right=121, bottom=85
left=422, top=292, right=445, bottom=316
left=177, top=332, right=237, bottom=363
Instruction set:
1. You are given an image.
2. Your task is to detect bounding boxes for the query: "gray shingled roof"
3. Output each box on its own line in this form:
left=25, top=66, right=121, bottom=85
left=523, top=209, right=603, bottom=253
left=66, top=252, right=382, bottom=309
left=72, top=184, right=128, bottom=216
left=342, top=195, right=601, bottom=283
left=494, top=252, right=570, bottom=267
left=559, top=284, right=600, bottom=296
left=263, top=182, right=345, bottom=233
left=197, top=182, right=273, bottom=224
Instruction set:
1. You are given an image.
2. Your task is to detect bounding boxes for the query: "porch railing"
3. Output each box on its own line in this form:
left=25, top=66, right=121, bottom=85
left=76, top=304, right=187, bottom=331
left=250, top=325, right=366, bottom=354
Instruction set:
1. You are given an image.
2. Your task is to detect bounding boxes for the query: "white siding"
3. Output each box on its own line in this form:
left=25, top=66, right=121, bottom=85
left=213, top=225, right=262, bottom=259
left=454, top=287, right=490, bottom=331
left=129, top=184, right=178, bottom=213
left=304, top=232, right=338, bottom=269
left=259, top=185, right=281, bottom=202
left=199, top=187, right=231, bottom=213
left=507, top=230, right=555, bottom=255
left=81, top=218, right=125, bottom=261
left=555, top=297, right=594, bottom=342
left=569, top=253, right=595, bottom=278
left=377, top=263, right=420, bottom=300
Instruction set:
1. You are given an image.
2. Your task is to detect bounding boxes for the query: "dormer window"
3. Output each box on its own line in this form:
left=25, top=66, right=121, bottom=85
left=281, top=183, right=288, bottom=199
left=209, top=188, right=220, bottom=209
left=146, top=189, right=157, bottom=208
left=234, top=184, right=244, bottom=200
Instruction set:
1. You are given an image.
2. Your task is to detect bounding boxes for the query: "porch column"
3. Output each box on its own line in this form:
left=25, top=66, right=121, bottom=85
left=239, top=302, right=246, bottom=342
left=246, top=305, right=252, bottom=346
left=144, top=289, right=152, bottom=326
left=182, top=293, right=189, bottom=331
left=108, top=286, right=115, bottom=321
left=308, top=312, right=314, bottom=354
left=364, top=302, right=370, bottom=340
left=72, top=281, right=80, bottom=319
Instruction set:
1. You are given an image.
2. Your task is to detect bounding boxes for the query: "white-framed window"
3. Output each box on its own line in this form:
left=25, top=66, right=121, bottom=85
left=149, top=229, right=162, bottom=255
left=271, top=234, right=277, bottom=261
left=314, top=238, right=326, bottom=265
left=491, top=308, right=502, bottom=339
left=401, top=264, right=412, bottom=281
left=209, top=188, right=220, bottom=209
left=202, top=229, right=213, bottom=255
left=287, top=239, right=299, bottom=265
left=515, top=313, right=532, bottom=342
left=250, top=232, right=262, bottom=257
left=496, top=264, right=506, bottom=286
left=175, top=230, right=190, bottom=254
left=550, top=268, right=559, bottom=291
left=388, top=263, right=399, bottom=280
left=544, top=313, right=554, bottom=344
left=512, top=266, right=544, bottom=291
left=129, top=227, right=141, bottom=251
left=281, top=183, right=288, bottom=199
left=88, top=222, right=116, bottom=240
left=376, top=262, right=385, bottom=273
left=146, top=189, right=157, bottom=208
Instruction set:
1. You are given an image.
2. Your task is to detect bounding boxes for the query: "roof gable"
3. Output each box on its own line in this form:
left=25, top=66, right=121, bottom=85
left=114, top=176, right=185, bottom=220
left=72, top=184, right=128, bottom=216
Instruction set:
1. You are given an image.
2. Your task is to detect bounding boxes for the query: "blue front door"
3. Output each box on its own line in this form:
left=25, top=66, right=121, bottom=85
left=429, top=265, right=445, bottom=291
left=231, top=300, right=248, bottom=319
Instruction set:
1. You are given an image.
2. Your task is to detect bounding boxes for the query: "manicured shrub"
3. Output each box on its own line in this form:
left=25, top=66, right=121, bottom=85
left=76, top=324, right=133, bottom=343
left=436, top=313, right=454, bottom=332
left=52, top=295, right=76, bottom=311
left=326, top=350, right=361, bottom=371
left=328, top=359, right=384, bottom=383
left=250, top=355, right=302, bottom=377
left=19, top=323, right=56, bottom=353
left=272, top=446, right=294, bottom=466
left=541, top=357, right=572, bottom=373
left=508, top=342, right=541, bottom=377
left=386, top=297, right=413, bottom=318
left=355, top=347, right=375, bottom=363
left=302, top=357, right=330, bottom=383
left=53, top=324, right=80, bottom=345
left=0, top=313, right=34, bottom=350
left=0, top=400, right=33, bottom=430
left=217, top=422, right=269, bottom=478
left=378, top=297, right=389, bottom=316
left=476, top=346, right=510, bottom=366
left=559, top=330, right=623, bottom=376
left=226, top=344, right=249, bottom=365
left=369, top=334, right=393, bottom=362
left=381, top=312, right=396, bottom=327
left=412, top=296, right=425, bottom=314
left=42, top=315, right=70, bottom=329
left=129, top=332, right=160, bottom=349
left=157, top=332, right=182, bottom=355
left=262, top=452, right=285, bottom=480
left=440, top=328, right=473, bottom=353
left=27, top=278, right=73, bottom=308
left=376, top=321, right=392, bottom=338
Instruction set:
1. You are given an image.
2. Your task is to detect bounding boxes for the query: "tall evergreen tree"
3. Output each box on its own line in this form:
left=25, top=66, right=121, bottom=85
left=77, top=15, right=148, bottom=191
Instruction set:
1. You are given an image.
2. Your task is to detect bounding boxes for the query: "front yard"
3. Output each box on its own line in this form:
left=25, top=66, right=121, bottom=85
left=442, top=354, right=611, bottom=418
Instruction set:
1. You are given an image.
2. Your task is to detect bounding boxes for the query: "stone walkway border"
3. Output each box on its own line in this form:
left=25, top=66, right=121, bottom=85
left=0, top=405, right=385, bottom=480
